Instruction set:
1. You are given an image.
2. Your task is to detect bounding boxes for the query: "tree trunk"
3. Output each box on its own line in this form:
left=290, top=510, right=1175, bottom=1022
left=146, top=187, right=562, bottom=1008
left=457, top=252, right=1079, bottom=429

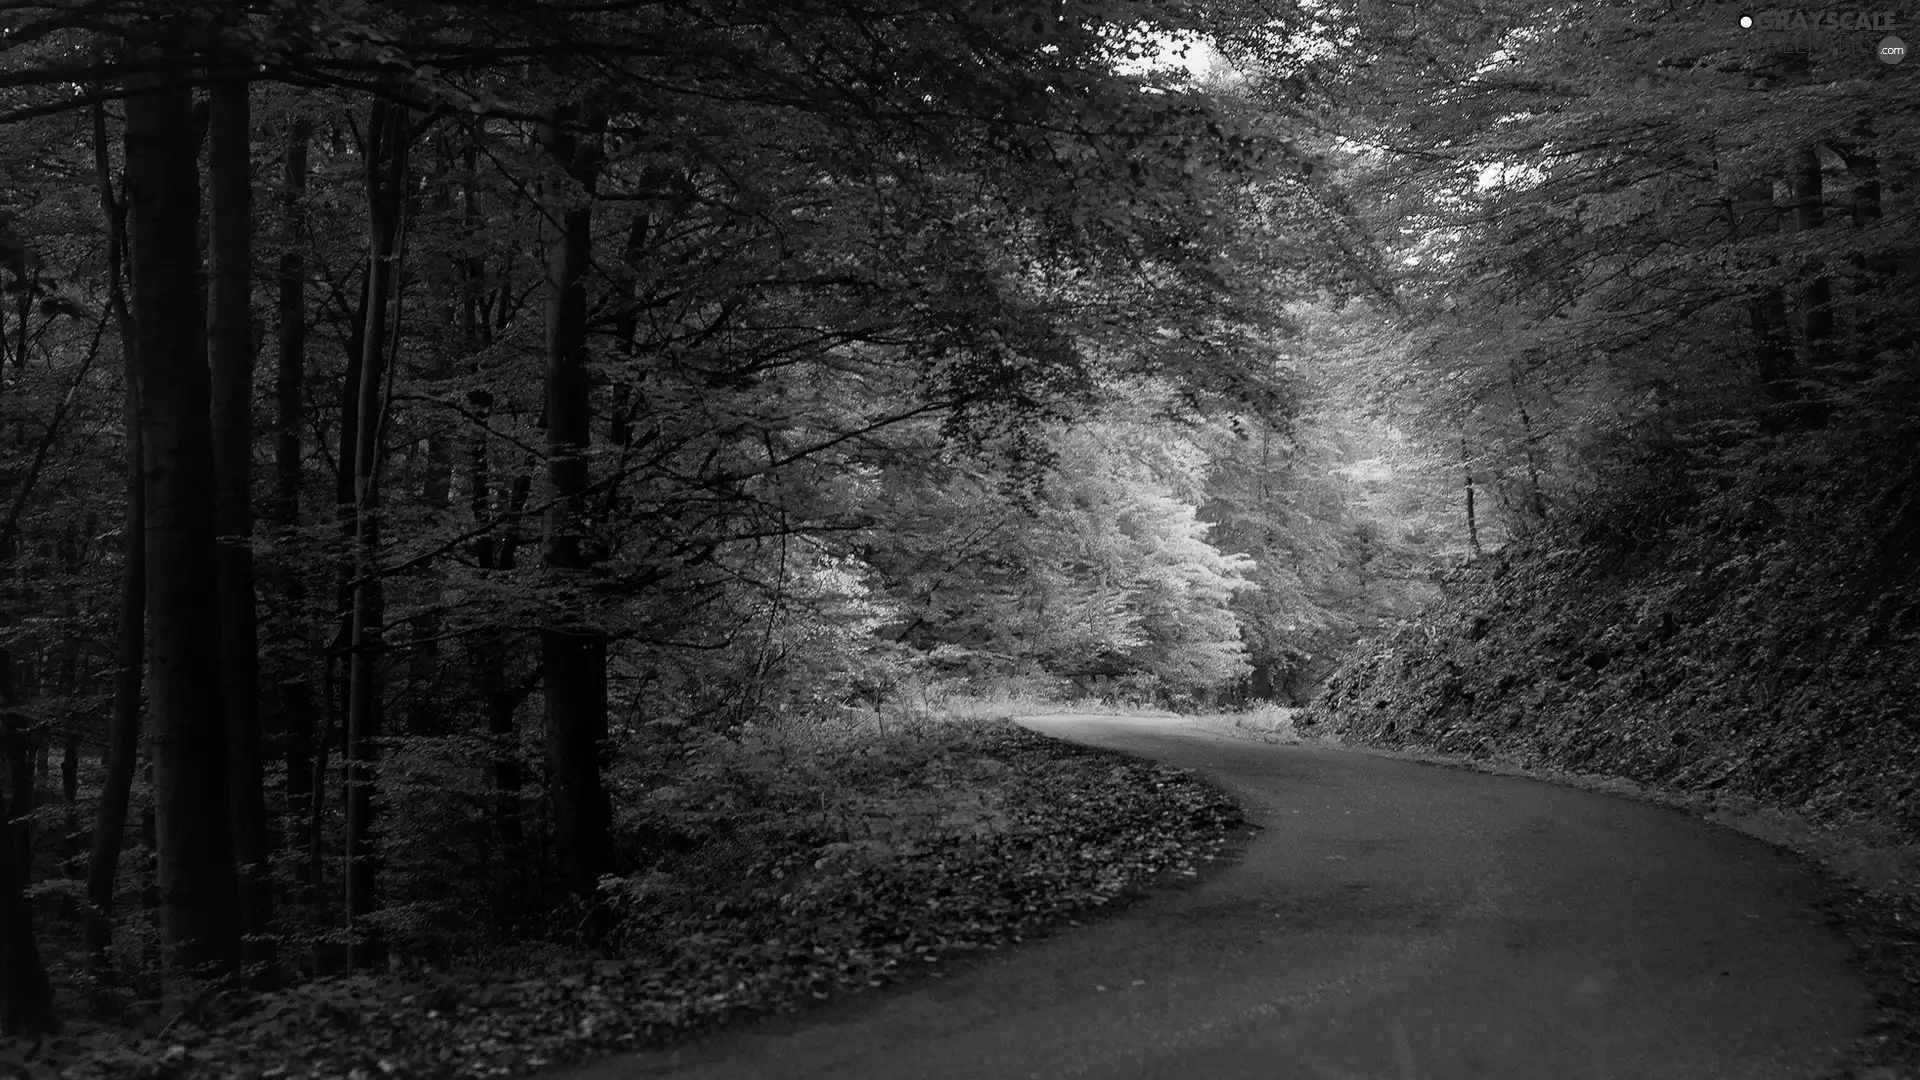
left=208, top=75, right=275, bottom=984
left=274, top=115, right=310, bottom=533
left=468, top=390, right=495, bottom=571
left=486, top=674, right=525, bottom=850
left=539, top=105, right=613, bottom=903
left=407, top=143, right=462, bottom=738
left=272, top=110, right=314, bottom=920
left=1730, top=175, right=1806, bottom=428
left=55, top=522, right=84, bottom=920
left=1836, top=126, right=1891, bottom=373
left=0, top=776, right=50, bottom=1036
left=1461, top=434, right=1481, bottom=558
left=59, top=706, right=76, bottom=918
left=4, top=704, right=33, bottom=885
left=542, top=631, right=608, bottom=896
left=483, top=471, right=531, bottom=912
left=85, top=98, right=140, bottom=972
left=1749, top=288, right=1798, bottom=411
left=345, top=100, right=409, bottom=971
left=308, top=674, right=331, bottom=909
left=124, top=59, right=242, bottom=997
left=1792, top=144, right=1833, bottom=360
left=320, top=156, right=364, bottom=939
left=499, top=474, right=533, bottom=572
left=279, top=680, right=315, bottom=902
left=466, top=389, right=525, bottom=861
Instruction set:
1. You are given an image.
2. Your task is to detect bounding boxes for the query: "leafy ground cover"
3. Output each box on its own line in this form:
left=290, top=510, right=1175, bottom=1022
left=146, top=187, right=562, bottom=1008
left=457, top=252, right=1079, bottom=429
left=27, top=718, right=1246, bottom=1080
left=1304, top=429, right=1920, bottom=829
left=1299, top=427, right=1920, bottom=1079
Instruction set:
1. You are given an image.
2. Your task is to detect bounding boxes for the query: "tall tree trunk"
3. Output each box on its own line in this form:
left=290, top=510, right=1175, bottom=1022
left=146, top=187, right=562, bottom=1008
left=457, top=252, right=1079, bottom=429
left=138, top=742, right=155, bottom=977
left=406, top=142, right=462, bottom=738
left=59, top=706, right=76, bottom=917
left=499, top=474, right=533, bottom=573
left=1460, top=434, right=1482, bottom=559
left=208, top=75, right=275, bottom=984
left=0, top=653, right=51, bottom=1036
left=1836, top=126, right=1890, bottom=373
left=274, top=115, right=310, bottom=534
left=539, top=105, right=612, bottom=903
left=345, top=100, right=409, bottom=971
left=1507, top=364, right=1548, bottom=524
left=85, top=98, right=141, bottom=973
left=1791, top=142, right=1834, bottom=431
left=4, top=695, right=34, bottom=884
left=407, top=430, right=452, bottom=735
left=466, top=389, right=524, bottom=862
left=1793, top=144, right=1833, bottom=359
left=468, top=390, right=495, bottom=572
left=274, top=113, right=314, bottom=906
left=124, top=59, right=242, bottom=997
left=57, top=524, right=83, bottom=921
left=484, top=471, right=531, bottom=890
left=322, top=182, right=365, bottom=940
left=279, top=680, right=314, bottom=902
left=1730, top=175, right=1804, bottom=428
left=308, top=677, right=331, bottom=910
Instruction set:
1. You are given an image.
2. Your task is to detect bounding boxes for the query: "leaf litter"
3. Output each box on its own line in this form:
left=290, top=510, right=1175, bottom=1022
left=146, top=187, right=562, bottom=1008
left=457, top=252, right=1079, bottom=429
left=50, top=720, right=1245, bottom=1079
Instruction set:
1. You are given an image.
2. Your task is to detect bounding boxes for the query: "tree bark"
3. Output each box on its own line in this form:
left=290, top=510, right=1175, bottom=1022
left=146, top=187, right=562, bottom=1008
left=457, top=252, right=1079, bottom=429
left=466, top=389, right=524, bottom=865
left=125, top=59, right=242, bottom=996
left=499, top=474, right=533, bottom=572
left=0, top=652, right=52, bottom=1036
left=59, top=701, right=76, bottom=920
left=279, top=680, right=315, bottom=903
left=489, top=470, right=532, bottom=856
left=275, top=116, right=310, bottom=533
left=1730, top=174, right=1809, bottom=429
left=406, top=142, right=462, bottom=738
left=208, top=75, right=275, bottom=984
left=85, top=98, right=140, bottom=972
left=3, top=695, right=34, bottom=885
left=345, top=100, right=409, bottom=971
left=1792, top=144, right=1834, bottom=375
left=539, top=105, right=613, bottom=903
left=1836, top=127, right=1890, bottom=372
left=54, top=521, right=86, bottom=920
left=308, top=676, right=331, bottom=910
left=1461, top=434, right=1481, bottom=559
left=272, top=111, right=315, bottom=914
left=468, top=390, right=495, bottom=571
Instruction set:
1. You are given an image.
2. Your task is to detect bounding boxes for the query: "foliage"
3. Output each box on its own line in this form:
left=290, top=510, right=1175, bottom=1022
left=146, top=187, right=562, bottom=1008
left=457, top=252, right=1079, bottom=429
left=1305, top=426, right=1920, bottom=829
left=1193, top=300, right=1474, bottom=703
left=0, top=0, right=1375, bottom=1039
left=42, top=720, right=1244, bottom=1080
left=1224, top=0, right=1920, bottom=543
left=861, top=413, right=1261, bottom=705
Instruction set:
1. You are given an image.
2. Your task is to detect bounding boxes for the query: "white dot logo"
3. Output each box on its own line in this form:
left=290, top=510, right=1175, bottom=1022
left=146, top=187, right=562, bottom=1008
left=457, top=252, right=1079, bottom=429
left=1740, top=14, right=1754, bottom=28
left=1882, top=35, right=1908, bottom=63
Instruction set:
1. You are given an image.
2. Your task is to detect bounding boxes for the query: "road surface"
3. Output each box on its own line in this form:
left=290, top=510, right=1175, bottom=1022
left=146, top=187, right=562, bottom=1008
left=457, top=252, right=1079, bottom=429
left=556, top=714, right=1871, bottom=1079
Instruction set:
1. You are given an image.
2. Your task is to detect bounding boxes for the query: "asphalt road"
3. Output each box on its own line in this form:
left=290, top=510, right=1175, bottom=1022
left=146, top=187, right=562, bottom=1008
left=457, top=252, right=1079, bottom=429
left=562, top=714, right=1872, bottom=1080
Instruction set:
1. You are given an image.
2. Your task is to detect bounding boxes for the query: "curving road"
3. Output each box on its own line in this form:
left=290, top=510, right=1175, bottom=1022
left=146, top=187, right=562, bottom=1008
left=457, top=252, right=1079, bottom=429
left=561, top=714, right=1871, bottom=1079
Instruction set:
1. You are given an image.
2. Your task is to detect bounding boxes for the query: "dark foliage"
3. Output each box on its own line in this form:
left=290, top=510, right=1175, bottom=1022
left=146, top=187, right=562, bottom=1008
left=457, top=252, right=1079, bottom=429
left=36, top=721, right=1244, bottom=1079
left=1305, top=423, right=1920, bottom=828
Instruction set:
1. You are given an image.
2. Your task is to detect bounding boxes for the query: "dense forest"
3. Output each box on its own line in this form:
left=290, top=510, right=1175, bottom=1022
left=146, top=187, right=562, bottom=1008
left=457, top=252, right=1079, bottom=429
left=0, top=0, right=1913, bottom=1073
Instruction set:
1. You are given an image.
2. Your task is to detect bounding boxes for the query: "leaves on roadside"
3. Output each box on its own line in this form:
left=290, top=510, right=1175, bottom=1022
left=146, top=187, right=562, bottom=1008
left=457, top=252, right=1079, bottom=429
left=54, top=721, right=1244, bottom=1080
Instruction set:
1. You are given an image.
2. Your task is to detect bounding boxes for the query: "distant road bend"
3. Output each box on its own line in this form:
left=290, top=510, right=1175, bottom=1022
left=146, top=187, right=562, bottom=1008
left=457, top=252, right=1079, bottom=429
left=563, top=714, right=1871, bottom=1080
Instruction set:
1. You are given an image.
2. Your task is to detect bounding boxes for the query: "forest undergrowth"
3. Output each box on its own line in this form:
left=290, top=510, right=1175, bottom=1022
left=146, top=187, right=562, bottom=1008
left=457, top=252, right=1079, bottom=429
left=1301, top=423, right=1920, bottom=1077
left=28, top=718, right=1245, bottom=1080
